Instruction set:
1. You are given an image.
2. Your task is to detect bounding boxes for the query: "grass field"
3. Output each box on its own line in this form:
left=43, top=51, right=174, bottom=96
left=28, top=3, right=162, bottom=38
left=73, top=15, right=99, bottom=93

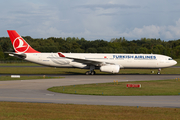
left=0, top=62, right=40, bottom=66
left=48, top=79, right=180, bottom=96
left=0, top=102, right=179, bottom=120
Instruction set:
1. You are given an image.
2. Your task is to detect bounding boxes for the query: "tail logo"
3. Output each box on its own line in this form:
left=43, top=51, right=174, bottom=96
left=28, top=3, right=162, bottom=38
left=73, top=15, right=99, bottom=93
left=13, top=37, right=29, bottom=53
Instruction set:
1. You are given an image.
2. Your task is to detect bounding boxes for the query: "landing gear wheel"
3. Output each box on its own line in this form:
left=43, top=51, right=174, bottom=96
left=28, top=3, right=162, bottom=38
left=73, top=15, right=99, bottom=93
left=91, top=71, right=96, bottom=75
left=85, top=71, right=91, bottom=75
left=157, top=72, right=161, bottom=75
left=85, top=71, right=96, bottom=75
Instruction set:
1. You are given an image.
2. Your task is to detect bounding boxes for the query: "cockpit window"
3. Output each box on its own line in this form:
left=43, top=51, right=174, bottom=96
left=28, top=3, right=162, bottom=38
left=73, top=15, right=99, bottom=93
left=168, top=58, right=173, bottom=60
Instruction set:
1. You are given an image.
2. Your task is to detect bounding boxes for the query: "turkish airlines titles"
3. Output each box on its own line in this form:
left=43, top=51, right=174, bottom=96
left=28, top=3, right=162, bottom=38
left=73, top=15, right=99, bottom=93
left=113, top=55, right=156, bottom=59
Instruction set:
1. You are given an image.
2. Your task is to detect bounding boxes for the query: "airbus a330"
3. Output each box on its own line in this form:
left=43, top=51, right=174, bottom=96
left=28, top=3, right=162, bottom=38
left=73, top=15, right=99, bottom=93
left=7, top=30, right=177, bottom=75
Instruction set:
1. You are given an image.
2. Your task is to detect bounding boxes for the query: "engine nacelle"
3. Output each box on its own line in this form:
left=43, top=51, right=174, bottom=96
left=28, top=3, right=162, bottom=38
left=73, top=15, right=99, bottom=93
left=100, top=65, right=120, bottom=73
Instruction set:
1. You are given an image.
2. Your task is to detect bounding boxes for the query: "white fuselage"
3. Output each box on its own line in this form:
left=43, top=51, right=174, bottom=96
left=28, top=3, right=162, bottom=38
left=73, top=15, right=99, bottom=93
left=24, top=53, right=177, bottom=69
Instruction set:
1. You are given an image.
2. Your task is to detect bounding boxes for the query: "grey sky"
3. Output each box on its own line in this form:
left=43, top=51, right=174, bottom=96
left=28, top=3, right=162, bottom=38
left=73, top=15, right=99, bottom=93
left=0, top=0, right=180, bottom=40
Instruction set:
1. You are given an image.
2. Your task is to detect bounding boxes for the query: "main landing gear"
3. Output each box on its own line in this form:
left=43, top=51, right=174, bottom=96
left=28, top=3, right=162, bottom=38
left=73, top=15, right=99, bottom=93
left=85, top=65, right=96, bottom=75
left=157, top=68, right=161, bottom=75
left=85, top=71, right=96, bottom=75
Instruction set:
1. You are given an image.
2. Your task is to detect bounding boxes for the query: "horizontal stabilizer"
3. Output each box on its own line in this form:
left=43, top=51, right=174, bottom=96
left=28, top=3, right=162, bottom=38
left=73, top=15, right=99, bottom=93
left=6, top=52, right=26, bottom=59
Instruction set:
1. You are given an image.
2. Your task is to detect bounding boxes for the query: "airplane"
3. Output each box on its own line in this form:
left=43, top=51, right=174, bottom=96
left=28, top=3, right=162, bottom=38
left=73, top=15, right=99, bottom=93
left=7, top=30, right=177, bottom=75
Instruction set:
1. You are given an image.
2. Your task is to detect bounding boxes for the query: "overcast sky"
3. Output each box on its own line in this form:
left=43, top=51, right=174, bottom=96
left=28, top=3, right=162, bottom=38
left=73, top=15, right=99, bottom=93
left=1, top=0, right=180, bottom=41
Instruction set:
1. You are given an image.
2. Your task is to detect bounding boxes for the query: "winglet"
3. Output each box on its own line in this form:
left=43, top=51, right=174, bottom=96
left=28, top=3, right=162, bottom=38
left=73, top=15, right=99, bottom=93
left=58, top=52, right=65, bottom=57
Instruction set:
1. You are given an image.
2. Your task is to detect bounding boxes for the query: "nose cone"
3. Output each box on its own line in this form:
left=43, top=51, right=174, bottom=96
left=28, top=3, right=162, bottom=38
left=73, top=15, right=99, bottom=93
left=173, top=60, right=177, bottom=66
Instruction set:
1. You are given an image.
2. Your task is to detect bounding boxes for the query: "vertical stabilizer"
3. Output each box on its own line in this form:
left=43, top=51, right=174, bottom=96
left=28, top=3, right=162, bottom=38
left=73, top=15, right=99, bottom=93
left=7, top=30, right=40, bottom=53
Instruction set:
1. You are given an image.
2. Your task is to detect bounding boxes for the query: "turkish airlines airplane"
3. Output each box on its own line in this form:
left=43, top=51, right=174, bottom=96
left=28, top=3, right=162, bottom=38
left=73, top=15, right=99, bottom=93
left=7, top=30, right=177, bottom=75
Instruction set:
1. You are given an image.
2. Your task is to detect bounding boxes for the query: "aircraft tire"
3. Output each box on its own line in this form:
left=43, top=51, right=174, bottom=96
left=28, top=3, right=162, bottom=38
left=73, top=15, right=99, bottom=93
left=91, top=71, right=95, bottom=75
left=85, top=71, right=91, bottom=75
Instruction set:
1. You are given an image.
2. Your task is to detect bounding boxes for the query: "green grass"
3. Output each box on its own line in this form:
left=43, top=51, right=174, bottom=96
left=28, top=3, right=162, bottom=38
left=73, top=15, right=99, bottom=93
left=48, top=79, right=180, bottom=96
left=120, top=68, right=180, bottom=74
left=0, top=67, right=91, bottom=74
left=0, top=102, right=179, bottom=120
left=0, top=62, right=40, bottom=66
left=0, top=76, right=62, bottom=81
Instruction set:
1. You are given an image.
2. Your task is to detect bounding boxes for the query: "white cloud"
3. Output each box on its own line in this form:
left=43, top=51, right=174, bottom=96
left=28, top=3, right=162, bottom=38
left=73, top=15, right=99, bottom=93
left=76, top=4, right=140, bottom=11
left=167, top=19, right=180, bottom=38
left=120, top=18, right=180, bottom=40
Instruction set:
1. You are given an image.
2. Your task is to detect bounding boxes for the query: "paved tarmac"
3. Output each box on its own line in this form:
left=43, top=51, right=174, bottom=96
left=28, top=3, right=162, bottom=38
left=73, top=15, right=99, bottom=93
left=0, top=74, right=180, bottom=108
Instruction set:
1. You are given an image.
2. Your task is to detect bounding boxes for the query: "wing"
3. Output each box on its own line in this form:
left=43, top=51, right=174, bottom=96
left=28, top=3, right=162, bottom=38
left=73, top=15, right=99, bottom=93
left=58, top=52, right=113, bottom=66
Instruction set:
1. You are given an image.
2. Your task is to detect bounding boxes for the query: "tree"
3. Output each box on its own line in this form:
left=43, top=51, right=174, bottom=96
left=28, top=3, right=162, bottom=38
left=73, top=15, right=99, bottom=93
left=86, top=48, right=97, bottom=53
left=0, top=46, right=4, bottom=60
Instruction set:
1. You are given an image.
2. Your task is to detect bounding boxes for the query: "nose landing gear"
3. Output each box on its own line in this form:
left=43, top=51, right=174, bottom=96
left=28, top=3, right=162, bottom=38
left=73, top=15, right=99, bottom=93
left=157, top=68, right=161, bottom=75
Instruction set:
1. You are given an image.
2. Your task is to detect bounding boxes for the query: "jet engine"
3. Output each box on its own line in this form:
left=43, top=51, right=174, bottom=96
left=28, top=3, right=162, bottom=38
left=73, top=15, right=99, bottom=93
left=100, top=65, right=120, bottom=73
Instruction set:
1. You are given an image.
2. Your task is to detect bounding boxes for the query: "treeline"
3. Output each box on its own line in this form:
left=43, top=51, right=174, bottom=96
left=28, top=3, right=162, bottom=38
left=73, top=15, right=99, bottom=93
left=0, top=36, right=180, bottom=60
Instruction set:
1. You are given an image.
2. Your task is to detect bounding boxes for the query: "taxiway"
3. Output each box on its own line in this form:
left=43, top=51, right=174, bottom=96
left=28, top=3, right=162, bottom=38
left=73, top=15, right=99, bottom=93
left=0, top=74, right=180, bottom=108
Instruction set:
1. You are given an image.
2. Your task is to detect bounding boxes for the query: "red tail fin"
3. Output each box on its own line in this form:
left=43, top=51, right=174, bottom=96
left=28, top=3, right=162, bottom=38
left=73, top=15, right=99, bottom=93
left=7, top=30, right=40, bottom=53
